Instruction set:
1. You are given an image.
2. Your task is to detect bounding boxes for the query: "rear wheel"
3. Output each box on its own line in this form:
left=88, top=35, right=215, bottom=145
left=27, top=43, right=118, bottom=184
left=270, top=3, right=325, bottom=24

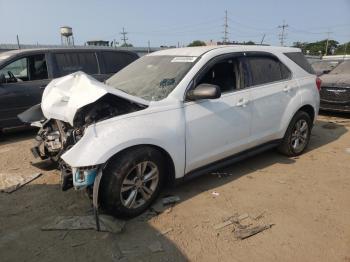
left=100, top=147, right=165, bottom=218
left=278, top=111, right=312, bottom=157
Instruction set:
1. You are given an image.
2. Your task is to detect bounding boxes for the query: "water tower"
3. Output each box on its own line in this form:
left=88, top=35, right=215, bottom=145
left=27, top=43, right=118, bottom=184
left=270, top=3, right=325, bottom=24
left=60, top=26, right=74, bottom=46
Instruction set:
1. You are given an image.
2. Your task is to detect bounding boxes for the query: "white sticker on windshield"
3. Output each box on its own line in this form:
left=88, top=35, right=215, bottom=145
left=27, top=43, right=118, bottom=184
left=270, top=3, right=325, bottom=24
left=171, top=57, right=197, bottom=63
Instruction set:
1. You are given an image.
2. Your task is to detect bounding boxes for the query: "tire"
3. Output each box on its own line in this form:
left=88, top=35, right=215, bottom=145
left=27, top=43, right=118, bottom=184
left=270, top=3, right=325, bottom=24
left=100, top=146, right=165, bottom=219
left=278, top=111, right=312, bottom=157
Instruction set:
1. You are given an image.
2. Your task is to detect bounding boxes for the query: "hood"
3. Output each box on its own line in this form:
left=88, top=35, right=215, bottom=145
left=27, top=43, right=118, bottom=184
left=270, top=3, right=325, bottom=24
left=320, top=73, right=350, bottom=88
left=41, top=71, right=149, bottom=126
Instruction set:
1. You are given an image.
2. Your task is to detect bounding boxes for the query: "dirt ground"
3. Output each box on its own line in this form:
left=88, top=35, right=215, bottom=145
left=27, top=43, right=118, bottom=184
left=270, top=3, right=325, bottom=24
left=0, top=113, right=350, bottom=262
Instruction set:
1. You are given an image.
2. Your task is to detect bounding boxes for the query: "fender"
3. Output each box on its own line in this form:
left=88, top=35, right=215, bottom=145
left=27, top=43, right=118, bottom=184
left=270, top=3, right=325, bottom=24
left=61, top=107, right=186, bottom=179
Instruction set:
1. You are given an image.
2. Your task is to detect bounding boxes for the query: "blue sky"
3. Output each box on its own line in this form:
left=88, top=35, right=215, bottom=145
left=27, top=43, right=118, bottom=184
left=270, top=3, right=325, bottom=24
left=1, top=0, right=349, bottom=47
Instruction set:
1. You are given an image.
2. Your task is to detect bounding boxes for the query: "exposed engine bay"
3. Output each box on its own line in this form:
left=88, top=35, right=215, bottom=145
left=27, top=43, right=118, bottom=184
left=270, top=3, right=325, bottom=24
left=23, top=94, right=146, bottom=191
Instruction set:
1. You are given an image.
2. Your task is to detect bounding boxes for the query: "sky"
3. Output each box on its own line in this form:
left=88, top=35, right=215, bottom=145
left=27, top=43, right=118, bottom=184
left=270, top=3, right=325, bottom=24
left=1, top=0, right=349, bottom=47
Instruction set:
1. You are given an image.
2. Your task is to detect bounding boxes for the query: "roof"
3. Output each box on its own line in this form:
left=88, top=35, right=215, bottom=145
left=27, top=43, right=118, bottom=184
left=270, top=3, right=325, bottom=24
left=148, top=45, right=300, bottom=57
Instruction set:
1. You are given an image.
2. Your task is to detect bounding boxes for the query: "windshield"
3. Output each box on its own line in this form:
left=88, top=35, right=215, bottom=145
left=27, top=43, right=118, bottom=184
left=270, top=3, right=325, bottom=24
left=106, top=55, right=197, bottom=101
left=329, top=60, right=350, bottom=75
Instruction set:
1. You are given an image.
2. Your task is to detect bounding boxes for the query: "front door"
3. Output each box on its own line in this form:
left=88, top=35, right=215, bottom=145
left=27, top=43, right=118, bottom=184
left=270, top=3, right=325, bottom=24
left=0, top=54, right=49, bottom=129
left=184, top=54, right=252, bottom=173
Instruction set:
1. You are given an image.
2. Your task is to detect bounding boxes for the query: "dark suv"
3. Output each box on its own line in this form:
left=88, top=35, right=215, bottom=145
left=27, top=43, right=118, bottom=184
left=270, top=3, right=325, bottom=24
left=0, top=48, right=138, bottom=131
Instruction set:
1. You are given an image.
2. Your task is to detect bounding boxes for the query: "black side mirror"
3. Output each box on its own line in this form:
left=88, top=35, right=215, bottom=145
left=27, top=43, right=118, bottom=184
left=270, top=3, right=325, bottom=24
left=187, top=83, right=221, bottom=101
left=0, top=73, right=6, bottom=84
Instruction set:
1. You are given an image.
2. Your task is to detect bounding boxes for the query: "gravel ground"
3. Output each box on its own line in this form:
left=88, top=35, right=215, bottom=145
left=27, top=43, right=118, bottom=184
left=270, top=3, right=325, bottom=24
left=0, top=113, right=349, bottom=262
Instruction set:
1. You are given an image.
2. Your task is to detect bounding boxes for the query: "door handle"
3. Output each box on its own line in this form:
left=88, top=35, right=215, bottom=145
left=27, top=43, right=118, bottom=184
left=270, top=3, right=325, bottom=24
left=236, top=98, right=249, bottom=107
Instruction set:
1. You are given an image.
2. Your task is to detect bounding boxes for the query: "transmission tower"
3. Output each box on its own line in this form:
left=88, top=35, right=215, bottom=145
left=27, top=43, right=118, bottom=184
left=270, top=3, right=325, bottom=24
left=222, top=10, right=229, bottom=44
left=278, top=20, right=289, bottom=46
left=120, top=27, right=128, bottom=46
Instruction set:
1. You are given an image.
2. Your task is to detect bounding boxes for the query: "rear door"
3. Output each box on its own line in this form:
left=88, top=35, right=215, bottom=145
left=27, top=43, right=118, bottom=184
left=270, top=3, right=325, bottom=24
left=0, top=53, right=50, bottom=128
left=243, top=53, right=297, bottom=145
left=98, top=51, right=138, bottom=80
left=52, top=51, right=101, bottom=80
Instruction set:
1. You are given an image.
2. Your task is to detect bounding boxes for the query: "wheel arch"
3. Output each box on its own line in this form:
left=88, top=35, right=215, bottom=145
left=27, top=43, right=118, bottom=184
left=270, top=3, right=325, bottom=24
left=298, top=104, right=315, bottom=124
left=104, top=144, right=176, bottom=186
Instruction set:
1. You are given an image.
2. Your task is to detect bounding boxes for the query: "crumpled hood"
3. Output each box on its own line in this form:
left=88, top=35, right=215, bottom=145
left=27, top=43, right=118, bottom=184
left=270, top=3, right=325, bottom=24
left=320, top=73, right=350, bottom=88
left=41, top=71, right=149, bottom=126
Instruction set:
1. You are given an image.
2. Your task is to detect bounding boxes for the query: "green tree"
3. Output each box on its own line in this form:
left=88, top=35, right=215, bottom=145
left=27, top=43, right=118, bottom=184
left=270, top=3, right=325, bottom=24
left=121, top=43, right=133, bottom=47
left=187, top=40, right=206, bottom=47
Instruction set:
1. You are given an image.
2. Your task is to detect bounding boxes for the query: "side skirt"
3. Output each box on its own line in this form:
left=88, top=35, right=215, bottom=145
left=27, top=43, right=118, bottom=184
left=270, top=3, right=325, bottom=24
left=176, top=140, right=281, bottom=185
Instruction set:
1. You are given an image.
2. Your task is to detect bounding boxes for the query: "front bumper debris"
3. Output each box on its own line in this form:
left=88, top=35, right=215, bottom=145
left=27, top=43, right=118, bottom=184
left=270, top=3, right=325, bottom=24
left=72, top=166, right=100, bottom=190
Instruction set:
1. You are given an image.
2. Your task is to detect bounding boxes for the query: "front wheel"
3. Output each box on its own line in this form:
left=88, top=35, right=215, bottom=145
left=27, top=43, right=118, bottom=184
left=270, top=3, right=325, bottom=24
left=278, top=111, right=312, bottom=157
left=99, top=147, right=165, bottom=218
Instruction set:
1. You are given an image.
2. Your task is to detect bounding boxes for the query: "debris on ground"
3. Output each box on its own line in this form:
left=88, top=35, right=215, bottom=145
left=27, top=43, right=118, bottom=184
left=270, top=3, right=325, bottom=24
left=345, top=148, right=350, bottom=154
left=211, top=191, right=220, bottom=196
left=234, top=224, right=274, bottom=240
left=0, top=172, right=42, bottom=193
left=148, top=241, right=163, bottom=253
left=238, top=213, right=249, bottom=221
left=214, top=220, right=233, bottom=230
left=157, top=228, right=173, bottom=236
left=41, top=215, right=125, bottom=233
left=162, top=195, right=180, bottom=205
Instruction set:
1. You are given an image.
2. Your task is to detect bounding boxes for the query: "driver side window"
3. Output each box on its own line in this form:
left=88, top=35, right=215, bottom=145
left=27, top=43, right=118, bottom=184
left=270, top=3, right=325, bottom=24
left=196, top=56, right=246, bottom=93
left=0, top=54, right=48, bottom=83
left=0, top=58, right=28, bottom=82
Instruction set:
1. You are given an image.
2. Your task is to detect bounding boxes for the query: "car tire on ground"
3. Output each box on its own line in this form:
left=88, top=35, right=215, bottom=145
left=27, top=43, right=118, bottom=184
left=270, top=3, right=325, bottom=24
left=99, top=146, right=165, bottom=219
left=278, top=110, right=312, bottom=157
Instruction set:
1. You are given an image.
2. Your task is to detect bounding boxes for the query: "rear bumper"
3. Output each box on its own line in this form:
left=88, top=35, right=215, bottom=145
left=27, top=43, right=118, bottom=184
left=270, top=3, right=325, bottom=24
left=320, top=101, right=350, bottom=112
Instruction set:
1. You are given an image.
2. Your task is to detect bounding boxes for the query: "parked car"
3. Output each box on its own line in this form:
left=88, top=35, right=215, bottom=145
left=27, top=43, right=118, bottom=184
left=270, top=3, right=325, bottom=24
left=0, top=48, right=138, bottom=131
left=21, top=45, right=320, bottom=218
left=319, top=60, right=350, bottom=112
left=311, top=60, right=341, bottom=76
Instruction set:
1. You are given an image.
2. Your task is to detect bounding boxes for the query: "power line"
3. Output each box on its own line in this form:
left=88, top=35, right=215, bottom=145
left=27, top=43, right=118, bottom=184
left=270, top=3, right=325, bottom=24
left=222, top=10, right=229, bottom=44
left=120, top=27, right=128, bottom=45
left=278, top=20, right=289, bottom=46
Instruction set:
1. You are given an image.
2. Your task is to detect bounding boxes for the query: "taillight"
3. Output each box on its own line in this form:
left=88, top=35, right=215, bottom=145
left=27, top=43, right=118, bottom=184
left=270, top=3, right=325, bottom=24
left=316, top=77, right=322, bottom=91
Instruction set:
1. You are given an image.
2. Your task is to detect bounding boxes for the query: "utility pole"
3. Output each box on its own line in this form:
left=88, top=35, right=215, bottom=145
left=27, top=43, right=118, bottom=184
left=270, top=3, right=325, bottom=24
left=147, top=40, right=150, bottom=53
left=222, top=10, right=229, bottom=44
left=278, top=20, right=289, bottom=46
left=324, top=30, right=332, bottom=56
left=16, top=35, right=21, bottom=49
left=120, top=27, right=128, bottom=46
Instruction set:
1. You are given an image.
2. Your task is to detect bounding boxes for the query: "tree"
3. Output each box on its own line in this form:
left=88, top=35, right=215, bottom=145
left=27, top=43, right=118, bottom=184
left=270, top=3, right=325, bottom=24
left=120, top=43, right=133, bottom=47
left=187, top=40, right=206, bottom=47
left=292, top=40, right=339, bottom=55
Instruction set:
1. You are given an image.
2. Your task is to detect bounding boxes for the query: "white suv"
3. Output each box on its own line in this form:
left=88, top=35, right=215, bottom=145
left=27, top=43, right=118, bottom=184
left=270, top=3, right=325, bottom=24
left=25, top=45, right=320, bottom=218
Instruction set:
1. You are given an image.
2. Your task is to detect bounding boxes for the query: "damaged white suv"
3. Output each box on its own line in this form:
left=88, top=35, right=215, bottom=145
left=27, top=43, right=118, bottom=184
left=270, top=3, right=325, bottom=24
left=21, top=46, right=320, bottom=218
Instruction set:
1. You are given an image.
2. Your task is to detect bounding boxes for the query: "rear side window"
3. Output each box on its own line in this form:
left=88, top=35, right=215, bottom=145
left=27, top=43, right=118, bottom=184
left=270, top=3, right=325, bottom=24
left=284, top=52, right=315, bottom=74
left=245, top=56, right=291, bottom=86
left=101, top=52, right=137, bottom=74
left=54, top=52, right=98, bottom=76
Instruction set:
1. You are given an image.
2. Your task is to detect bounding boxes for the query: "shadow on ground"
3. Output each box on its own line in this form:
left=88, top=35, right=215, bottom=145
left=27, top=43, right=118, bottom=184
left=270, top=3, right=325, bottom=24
left=0, top=118, right=348, bottom=261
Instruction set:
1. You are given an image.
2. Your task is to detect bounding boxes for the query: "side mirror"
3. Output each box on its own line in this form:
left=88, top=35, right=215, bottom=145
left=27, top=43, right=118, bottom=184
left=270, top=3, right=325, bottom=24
left=187, top=83, right=221, bottom=101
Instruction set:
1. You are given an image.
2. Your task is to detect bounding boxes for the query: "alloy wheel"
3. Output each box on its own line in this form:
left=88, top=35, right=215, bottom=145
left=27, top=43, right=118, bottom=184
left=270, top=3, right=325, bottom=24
left=291, top=119, right=309, bottom=153
left=120, top=161, right=159, bottom=209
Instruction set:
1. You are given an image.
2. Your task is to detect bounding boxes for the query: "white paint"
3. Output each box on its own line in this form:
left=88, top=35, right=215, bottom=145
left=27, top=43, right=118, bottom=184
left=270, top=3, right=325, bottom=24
left=39, top=46, right=319, bottom=180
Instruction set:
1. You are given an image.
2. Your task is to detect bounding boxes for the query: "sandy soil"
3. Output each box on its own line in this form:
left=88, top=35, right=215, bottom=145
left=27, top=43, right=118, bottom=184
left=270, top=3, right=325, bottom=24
left=0, top=113, right=350, bottom=262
